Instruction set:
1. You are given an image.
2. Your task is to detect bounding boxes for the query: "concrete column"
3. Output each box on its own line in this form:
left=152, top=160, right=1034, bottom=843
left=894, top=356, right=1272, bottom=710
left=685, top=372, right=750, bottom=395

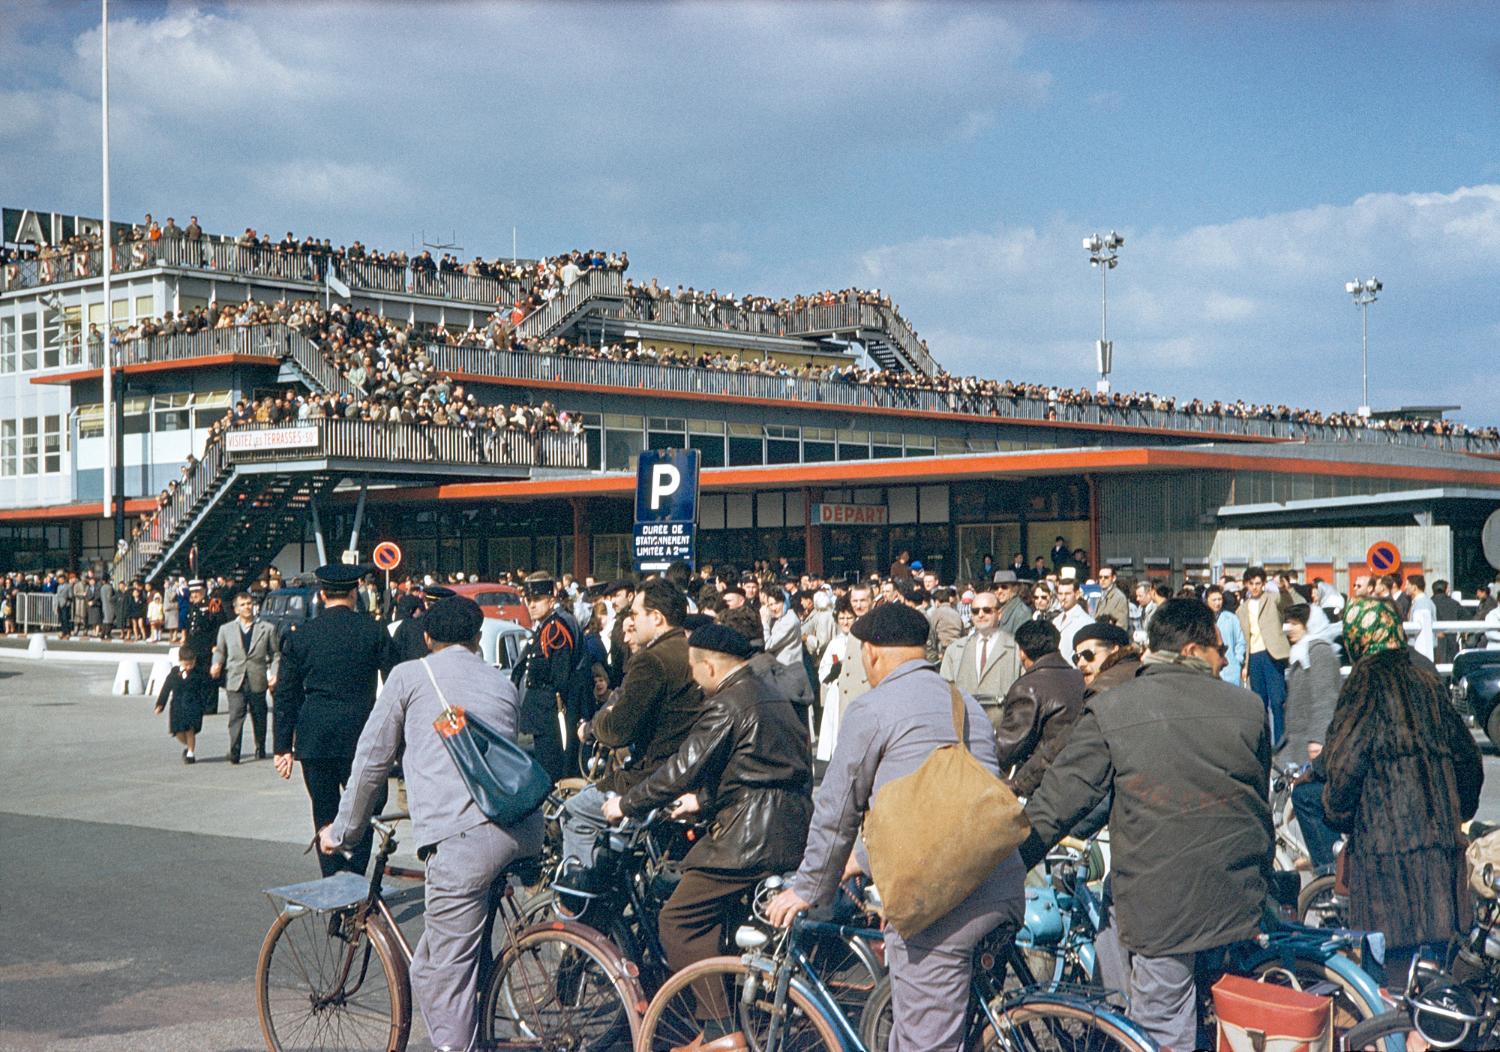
left=803, top=487, right=823, bottom=576
left=571, top=497, right=590, bottom=581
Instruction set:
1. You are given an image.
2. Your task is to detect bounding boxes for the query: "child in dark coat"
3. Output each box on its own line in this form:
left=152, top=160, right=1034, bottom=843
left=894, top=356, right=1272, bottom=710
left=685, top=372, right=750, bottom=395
left=155, top=650, right=217, bottom=763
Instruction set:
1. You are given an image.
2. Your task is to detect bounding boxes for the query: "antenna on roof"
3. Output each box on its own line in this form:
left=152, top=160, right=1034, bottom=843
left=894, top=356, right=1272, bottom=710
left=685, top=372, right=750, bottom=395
left=418, top=228, right=462, bottom=252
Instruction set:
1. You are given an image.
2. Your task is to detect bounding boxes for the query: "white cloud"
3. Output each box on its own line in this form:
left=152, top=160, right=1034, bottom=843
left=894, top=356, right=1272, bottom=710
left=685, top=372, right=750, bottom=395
left=845, top=185, right=1500, bottom=422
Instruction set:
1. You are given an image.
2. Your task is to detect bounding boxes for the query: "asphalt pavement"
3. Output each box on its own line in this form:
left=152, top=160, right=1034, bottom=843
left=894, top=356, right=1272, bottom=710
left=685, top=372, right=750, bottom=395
left=3, top=656, right=1500, bottom=1050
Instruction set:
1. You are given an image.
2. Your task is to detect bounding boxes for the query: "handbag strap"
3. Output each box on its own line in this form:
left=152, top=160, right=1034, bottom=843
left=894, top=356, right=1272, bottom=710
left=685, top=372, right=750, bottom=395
left=420, top=658, right=459, bottom=721
left=948, top=684, right=970, bottom=754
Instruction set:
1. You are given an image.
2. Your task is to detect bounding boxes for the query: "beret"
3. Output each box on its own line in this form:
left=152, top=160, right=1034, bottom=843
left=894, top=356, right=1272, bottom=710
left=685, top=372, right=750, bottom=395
left=420, top=584, right=456, bottom=599
left=422, top=596, right=485, bottom=643
left=850, top=603, right=930, bottom=647
left=688, top=623, right=757, bottom=660
left=1072, top=622, right=1131, bottom=649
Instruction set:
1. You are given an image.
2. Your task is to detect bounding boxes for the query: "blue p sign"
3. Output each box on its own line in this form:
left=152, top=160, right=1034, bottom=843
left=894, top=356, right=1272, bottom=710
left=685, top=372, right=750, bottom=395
left=635, top=449, right=700, bottom=524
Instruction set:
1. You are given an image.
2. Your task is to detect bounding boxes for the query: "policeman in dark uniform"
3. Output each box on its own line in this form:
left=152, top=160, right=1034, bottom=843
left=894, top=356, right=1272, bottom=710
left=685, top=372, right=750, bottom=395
left=390, top=584, right=455, bottom=666
left=513, top=572, right=585, bottom=783
left=273, top=563, right=397, bottom=876
left=182, top=579, right=224, bottom=665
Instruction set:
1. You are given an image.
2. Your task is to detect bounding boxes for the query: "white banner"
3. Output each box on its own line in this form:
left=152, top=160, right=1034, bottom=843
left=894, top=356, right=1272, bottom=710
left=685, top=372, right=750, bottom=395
left=225, top=427, right=319, bottom=452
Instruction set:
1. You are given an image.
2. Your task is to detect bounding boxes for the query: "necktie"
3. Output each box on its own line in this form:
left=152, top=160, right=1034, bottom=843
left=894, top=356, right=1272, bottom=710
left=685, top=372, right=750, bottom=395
left=979, top=634, right=989, bottom=673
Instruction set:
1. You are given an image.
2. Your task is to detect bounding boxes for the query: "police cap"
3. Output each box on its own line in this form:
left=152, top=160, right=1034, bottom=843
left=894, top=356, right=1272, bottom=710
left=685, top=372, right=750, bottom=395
left=688, top=623, right=757, bottom=660
left=423, top=596, right=485, bottom=643
left=850, top=602, right=930, bottom=647
left=605, top=578, right=636, bottom=596
left=314, top=563, right=368, bottom=595
left=421, top=584, right=456, bottom=600
left=522, top=572, right=555, bottom=598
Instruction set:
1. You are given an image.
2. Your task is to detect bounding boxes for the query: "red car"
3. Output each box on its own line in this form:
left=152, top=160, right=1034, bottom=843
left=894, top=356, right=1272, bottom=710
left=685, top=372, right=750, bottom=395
left=448, top=582, right=532, bottom=628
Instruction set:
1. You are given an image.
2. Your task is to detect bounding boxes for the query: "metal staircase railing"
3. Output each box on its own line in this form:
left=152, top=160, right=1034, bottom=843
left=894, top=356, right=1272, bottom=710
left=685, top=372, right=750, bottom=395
left=515, top=268, right=627, bottom=340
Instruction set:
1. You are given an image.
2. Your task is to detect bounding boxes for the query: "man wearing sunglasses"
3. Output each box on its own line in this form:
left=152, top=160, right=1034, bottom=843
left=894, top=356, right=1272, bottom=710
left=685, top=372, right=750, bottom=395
left=992, top=570, right=1032, bottom=637
left=1095, top=568, right=1129, bottom=629
left=1070, top=622, right=1136, bottom=694
left=939, top=590, right=1021, bottom=732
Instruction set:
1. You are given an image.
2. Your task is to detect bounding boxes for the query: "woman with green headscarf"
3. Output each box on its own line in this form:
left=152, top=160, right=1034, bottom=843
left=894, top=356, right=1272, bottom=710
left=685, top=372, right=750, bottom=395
left=1322, top=598, right=1484, bottom=974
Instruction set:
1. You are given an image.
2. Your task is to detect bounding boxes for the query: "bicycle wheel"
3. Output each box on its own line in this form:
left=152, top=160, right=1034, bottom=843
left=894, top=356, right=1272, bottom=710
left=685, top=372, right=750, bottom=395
left=803, top=928, right=884, bottom=1029
left=638, top=955, right=841, bottom=1052
left=1296, top=873, right=1346, bottom=930
left=983, top=996, right=1155, bottom=1052
left=1338, top=1010, right=1419, bottom=1050
left=256, top=905, right=409, bottom=1052
left=480, top=924, right=643, bottom=1052
left=1242, top=956, right=1376, bottom=1031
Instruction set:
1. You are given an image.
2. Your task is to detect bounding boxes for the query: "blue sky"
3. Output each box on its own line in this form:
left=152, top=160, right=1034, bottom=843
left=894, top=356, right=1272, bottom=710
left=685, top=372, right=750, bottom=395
left=3, top=1, right=1497, bottom=425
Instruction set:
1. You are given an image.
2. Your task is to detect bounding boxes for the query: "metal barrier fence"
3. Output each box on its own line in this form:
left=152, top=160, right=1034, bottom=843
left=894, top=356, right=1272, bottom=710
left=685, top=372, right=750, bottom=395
left=16, top=592, right=62, bottom=631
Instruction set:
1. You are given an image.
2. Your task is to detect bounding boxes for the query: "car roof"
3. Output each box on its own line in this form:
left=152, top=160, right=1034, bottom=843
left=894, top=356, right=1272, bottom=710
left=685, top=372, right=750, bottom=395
left=448, top=583, right=523, bottom=598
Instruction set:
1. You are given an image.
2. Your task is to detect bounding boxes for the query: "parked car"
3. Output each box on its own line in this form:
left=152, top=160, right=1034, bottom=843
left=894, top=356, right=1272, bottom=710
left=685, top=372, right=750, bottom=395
left=257, top=585, right=320, bottom=642
left=1452, top=648, right=1500, bottom=746
left=448, top=582, right=533, bottom=628
left=480, top=618, right=530, bottom=672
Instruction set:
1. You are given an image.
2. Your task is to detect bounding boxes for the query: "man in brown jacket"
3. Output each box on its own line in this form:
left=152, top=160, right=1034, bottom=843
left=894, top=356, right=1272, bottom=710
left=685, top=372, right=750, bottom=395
left=556, top=578, right=704, bottom=894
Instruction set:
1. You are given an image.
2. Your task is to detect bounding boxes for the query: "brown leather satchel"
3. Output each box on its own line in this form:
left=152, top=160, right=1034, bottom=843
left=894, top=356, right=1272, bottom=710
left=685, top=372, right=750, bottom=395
left=863, top=685, right=1030, bottom=939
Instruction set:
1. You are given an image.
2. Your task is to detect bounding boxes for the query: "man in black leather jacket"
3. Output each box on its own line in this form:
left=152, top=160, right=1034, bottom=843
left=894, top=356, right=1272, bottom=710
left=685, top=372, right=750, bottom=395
left=603, top=622, right=813, bottom=1052
left=993, top=619, right=1085, bottom=797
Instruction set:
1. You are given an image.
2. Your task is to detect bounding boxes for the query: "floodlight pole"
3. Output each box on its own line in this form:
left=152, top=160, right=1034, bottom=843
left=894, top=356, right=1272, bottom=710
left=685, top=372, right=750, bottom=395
left=1346, top=278, right=1381, bottom=417
left=102, top=0, right=120, bottom=544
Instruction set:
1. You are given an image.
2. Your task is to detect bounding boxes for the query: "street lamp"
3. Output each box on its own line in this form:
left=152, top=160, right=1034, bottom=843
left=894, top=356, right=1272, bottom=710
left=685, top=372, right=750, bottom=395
left=1344, top=277, right=1382, bottom=417
left=1084, top=231, right=1124, bottom=393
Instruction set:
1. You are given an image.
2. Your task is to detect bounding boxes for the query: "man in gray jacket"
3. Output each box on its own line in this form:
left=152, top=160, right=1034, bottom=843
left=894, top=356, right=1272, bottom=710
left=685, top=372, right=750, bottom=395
left=769, top=602, right=1024, bottom=1052
left=211, top=592, right=280, bottom=763
left=320, top=597, right=543, bottom=1052
left=1022, top=598, right=1273, bottom=1050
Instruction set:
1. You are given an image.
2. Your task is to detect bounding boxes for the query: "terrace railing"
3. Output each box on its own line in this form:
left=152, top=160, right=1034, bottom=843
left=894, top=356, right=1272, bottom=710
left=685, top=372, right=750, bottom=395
left=117, top=418, right=586, bottom=584
left=2, top=238, right=540, bottom=308
left=420, top=343, right=1500, bottom=454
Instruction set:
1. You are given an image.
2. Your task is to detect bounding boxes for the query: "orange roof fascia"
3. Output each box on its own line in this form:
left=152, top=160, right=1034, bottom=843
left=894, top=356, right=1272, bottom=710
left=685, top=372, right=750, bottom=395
left=0, top=498, right=156, bottom=521
left=31, top=353, right=281, bottom=386
left=355, top=443, right=1500, bottom=505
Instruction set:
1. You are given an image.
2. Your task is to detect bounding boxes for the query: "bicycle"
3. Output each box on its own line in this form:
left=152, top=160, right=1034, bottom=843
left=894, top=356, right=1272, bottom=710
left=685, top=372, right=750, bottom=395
left=1339, top=862, right=1500, bottom=1050
left=255, top=811, right=644, bottom=1052
left=636, top=877, right=1159, bottom=1052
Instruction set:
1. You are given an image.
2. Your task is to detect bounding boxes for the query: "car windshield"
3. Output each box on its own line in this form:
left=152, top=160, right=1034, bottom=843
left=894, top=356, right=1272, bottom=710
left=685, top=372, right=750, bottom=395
left=472, top=591, right=522, bottom=608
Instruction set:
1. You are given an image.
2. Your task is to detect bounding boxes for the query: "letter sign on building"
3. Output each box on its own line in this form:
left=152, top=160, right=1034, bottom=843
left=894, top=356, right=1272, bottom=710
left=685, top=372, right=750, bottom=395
left=812, top=502, right=889, bottom=526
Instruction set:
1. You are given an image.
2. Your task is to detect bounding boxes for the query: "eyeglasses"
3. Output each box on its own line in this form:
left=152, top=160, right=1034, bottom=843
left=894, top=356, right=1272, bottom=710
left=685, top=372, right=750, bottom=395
left=1075, top=648, right=1096, bottom=664
left=971, top=605, right=998, bottom=613
left=1033, top=593, right=1050, bottom=600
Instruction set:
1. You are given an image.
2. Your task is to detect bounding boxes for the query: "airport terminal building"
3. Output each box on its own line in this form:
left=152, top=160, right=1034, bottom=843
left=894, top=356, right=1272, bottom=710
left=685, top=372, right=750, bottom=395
left=4, top=204, right=1498, bottom=591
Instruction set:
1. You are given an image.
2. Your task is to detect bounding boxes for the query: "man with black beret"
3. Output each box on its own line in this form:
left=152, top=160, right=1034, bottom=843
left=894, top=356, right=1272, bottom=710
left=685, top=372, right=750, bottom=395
left=1070, top=621, right=1139, bottom=694
left=602, top=623, right=812, bottom=1052
left=274, top=563, right=397, bottom=877
left=768, top=601, right=1024, bottom=1052
left=391, top=584, right=456, bottom=666
left=320, top=595, right=542, bottom=1052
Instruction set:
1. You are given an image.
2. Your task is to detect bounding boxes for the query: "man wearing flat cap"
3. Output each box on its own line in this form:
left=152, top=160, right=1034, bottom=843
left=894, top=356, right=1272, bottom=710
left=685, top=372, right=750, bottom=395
left=768, top=602, right=1024, bottom=1052
left=274, top=563, right=397, bottom=877
left=320, top=595, right=543, bottom=1052
left=603, top=623, right=812, bottom=1052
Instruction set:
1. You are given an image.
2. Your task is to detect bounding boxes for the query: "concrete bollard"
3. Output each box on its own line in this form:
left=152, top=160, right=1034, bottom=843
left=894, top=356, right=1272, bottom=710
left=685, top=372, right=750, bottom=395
left=146, top=658, right=173, bottom=696
left=26, top=633, right=46, bottom=660
left=112, top=660, right=144, bottom=696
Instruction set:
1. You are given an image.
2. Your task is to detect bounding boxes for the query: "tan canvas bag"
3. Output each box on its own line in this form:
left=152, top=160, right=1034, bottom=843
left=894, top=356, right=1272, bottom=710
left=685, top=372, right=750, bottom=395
left=863, top=684, right=1031, bottom=939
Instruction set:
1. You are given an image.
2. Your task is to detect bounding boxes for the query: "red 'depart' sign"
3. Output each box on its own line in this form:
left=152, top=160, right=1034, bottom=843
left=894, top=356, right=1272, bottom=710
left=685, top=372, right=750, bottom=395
left=813, top=503, right=888, bottom=526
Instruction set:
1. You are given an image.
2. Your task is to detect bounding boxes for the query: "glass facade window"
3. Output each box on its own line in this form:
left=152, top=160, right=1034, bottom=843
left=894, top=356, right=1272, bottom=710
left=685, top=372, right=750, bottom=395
left=193, top=390, right=231, bottom=429
left=19, top=312, right=38, bottom=372
left=0, top=421, right=15, bottom=477
left=43, top=415, right=62, bottom=473
left=78, top=404, right=104, bottom=439
left=689, top=431, right=725, bottom=467
left=0, top=317, right=14, bottom=374
left=604, top=427, right=643, bottom=471
left=871, top=430, right=903, bottom=459
left=154, top=393, right=192, bottom=432
left=837, top=429, right=869, bottom=461
left=21, top=419, right=38, bottom=475
left=904, top=434, right=935, bottom=457
left=727, top=423, right=762, bottom=466
left=122, top=395, right=150, bottom=436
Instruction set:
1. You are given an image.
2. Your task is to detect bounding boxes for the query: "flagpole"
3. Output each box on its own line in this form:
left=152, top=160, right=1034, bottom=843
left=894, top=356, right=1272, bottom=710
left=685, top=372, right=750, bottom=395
left=101, top=0, right=116, bottom=542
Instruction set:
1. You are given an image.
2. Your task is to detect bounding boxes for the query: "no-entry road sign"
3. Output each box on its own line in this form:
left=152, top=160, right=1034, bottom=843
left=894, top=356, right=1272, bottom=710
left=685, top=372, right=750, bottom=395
left=1365, top=540, right=1401, bottom=576
left=372, top=541, right=403, bottom=572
